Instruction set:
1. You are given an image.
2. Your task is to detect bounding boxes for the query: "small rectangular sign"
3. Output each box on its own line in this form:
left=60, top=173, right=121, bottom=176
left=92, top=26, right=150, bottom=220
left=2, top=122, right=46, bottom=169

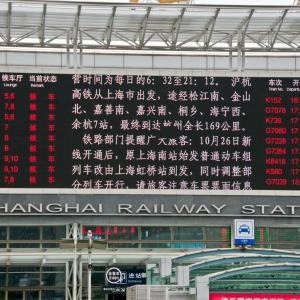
left=234, top=219, right=255, bottom=246
left=102, top=286, right=126, bottom=294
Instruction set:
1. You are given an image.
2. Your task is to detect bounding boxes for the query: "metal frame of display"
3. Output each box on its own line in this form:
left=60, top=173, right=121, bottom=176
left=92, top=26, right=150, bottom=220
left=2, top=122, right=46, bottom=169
left=0, top=0, right=299, bottom=54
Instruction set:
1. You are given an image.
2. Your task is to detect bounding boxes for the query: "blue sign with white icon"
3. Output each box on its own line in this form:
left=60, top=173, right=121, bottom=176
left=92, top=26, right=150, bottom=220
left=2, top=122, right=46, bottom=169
left=103, top=267, right=147, bottom=294
left=234, top=219, right=255, bottom=246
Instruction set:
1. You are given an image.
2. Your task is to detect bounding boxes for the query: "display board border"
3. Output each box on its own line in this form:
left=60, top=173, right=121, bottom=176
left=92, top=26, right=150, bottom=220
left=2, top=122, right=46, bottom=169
left=0, top=68, right=299, bottom=195
left=0, top=65, right=300, bottom=77
left=0, top=188, right=299, bottom=196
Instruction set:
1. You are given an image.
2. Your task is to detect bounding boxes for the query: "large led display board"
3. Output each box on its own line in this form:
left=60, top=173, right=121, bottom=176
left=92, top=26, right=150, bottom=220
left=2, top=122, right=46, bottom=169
left=0, top=73, right=299, bottom=190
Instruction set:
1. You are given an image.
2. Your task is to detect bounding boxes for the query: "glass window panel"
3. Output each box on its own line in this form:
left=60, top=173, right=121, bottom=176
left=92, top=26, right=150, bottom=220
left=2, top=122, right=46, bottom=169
left=0, top=227, right=6, bottom=240
left=92, top=266, right=105, bottom=272
left=42, top=266, right=64, bottom=272
left=92, top=289, right=105, bottom=300
left=270, top=243, right=300, bottom=249
left=41, top=290, right=65, bottom=300
left=9, top=267, right=38, bottom=272
left=141, top=227, right=171, bottom=240
left=43, top=226, right=65, bottom=240
left=42, top=273, right=65, bottom=287
left=91, top=271, right=105, bottom=285
left=170, top=242, right=205, bottom=249
left=82, top=226, right=106, bottom=240
left=141, top=243, right=171, bottom=248
left=255, top=243, right=270, bottom=249
left=0, top=274, right=5, bottom=287
left=206, top=242, right=230, bottom=248
left=42, top=243, right=60, bottom=248
left=10, top=226, right=39, bottom=240
left=108, top=243, right=139, bottom=248
left=8, top=291, right=23, bottom=300
left=255, top=227, right=269, bottom=246
left=0, top=291, right=4, bottom=300
left=107, top=226, right=138, bottom=240
left=10, top=243, right=39, bottom=248
left=269, top=228, right=300, bottom=242
left=25, top=291, right=39, bottom=300
left=174, top=227, right=204, bottom=241
left=8, top=273, right=40, bottom=287
left=0, top=227, right=6, bottom=248
left=205, top=227, right=228, bottom=241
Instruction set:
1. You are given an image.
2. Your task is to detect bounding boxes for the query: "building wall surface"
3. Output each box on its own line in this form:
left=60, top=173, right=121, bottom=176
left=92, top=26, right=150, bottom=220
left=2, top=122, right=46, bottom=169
left=0, top=50, right=299, bottom=300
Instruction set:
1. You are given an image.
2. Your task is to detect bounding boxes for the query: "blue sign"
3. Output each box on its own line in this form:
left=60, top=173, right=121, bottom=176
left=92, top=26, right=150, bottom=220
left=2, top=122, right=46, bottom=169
left=105, top=267, right=146, bottom=293
left=234, top=219, right=255, bottom=246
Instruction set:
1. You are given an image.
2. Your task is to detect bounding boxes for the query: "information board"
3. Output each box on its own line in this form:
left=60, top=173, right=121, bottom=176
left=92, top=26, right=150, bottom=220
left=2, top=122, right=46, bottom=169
left=0, top=74, right=299, bottom=190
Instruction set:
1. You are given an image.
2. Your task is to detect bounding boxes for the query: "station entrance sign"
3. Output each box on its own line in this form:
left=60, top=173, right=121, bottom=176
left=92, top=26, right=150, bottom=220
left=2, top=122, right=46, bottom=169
left=103, top=267, right=146, bottom=294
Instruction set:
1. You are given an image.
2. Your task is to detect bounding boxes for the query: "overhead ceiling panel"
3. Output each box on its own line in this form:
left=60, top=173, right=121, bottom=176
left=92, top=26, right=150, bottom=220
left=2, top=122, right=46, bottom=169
left=0, top=0, right=298, bottom=52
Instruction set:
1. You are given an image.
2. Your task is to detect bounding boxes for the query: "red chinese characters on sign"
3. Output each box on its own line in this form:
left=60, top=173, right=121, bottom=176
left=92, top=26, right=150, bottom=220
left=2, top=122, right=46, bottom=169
left=47, top=93, right=56, bottom=184
left=210, top=293, right=300, bottom=300
left=2, top=90, right=19, bottom=185
left=28, top=92, right=37, bottom=185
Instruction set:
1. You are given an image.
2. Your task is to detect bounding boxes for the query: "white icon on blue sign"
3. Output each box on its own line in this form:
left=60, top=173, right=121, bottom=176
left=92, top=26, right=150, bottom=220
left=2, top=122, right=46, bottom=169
left=238, top=224, right=251, bottom=234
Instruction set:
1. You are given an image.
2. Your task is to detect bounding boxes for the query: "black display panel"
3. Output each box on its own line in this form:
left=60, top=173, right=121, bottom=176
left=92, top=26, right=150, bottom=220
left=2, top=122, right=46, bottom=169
left=0, top=73, right=299, bottom=190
